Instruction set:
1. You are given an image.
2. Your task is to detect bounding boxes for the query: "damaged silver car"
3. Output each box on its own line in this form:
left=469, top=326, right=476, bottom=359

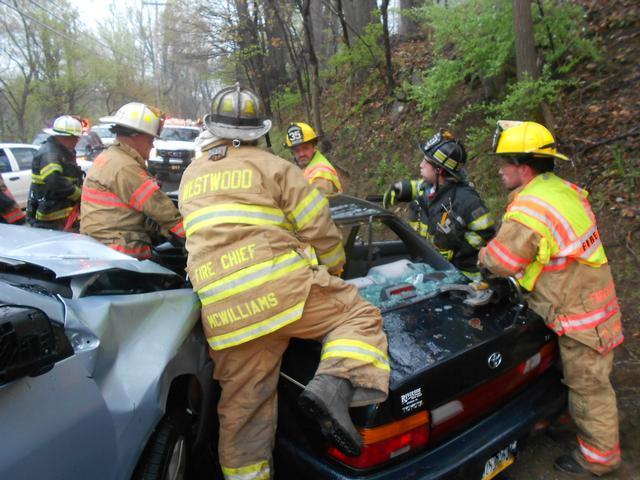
left=0, top=226, right=215, bottom=480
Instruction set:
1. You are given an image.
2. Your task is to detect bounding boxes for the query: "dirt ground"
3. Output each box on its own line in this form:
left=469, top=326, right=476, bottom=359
left=505, top=339, right=640, bottom=480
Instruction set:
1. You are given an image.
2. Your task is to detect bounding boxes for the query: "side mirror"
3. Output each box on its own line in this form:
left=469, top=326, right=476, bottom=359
left=0, top=305, right=58, bottom=386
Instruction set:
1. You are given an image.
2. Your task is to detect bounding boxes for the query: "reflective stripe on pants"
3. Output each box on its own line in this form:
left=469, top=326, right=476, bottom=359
left=559, top=336, right=621, bottom=474
left=210, top=267, right=389, bottom=477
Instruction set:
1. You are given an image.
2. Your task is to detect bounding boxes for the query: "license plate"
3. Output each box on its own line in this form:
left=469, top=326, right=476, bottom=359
left=481, top=441, right=517, bottom=480
left=170, top=165, right=181, bottom=171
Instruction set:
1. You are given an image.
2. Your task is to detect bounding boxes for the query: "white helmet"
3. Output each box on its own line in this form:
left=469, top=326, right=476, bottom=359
left=100, top=102, right=164, bottom=137
left=44, top=115, right=83, bottom=137
left=203, top=83, right=271, bottom=142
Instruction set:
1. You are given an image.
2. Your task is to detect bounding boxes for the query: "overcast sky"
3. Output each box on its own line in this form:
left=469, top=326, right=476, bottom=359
left=69, top=0, right=142, bottom=29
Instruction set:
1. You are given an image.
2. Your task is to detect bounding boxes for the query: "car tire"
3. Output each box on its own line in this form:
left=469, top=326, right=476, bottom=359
left=134, top=409, right=192, bottom=480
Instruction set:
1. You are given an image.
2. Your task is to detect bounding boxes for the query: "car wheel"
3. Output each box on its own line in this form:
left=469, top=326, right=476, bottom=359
left=134, top=409, right=192, bottom=480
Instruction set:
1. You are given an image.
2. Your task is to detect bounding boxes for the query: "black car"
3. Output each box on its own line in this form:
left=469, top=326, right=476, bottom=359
left=0, top=194, right=566, bottom=480
left=163, top=193, right=566, bottom=479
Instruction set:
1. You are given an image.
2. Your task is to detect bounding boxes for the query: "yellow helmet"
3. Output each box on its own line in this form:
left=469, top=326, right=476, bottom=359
left=492, top=120, right=568, bottom=161
left=284, top=122, right=319, bottom=148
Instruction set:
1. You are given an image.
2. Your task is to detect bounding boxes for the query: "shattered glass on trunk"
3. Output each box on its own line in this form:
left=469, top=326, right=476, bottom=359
left=348, top=261, right=469, bottom=384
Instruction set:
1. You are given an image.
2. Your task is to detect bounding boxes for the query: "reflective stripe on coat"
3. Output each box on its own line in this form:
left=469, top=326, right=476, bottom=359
left=303, top=151, right=342, bottom=194
left=80, top=141, right=183, bottom=259
left=479, top=174, right=623, bottom=354
left=179, top=142, right=345, bottom=350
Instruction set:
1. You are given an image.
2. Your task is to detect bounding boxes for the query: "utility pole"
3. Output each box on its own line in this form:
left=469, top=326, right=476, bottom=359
left=142, top=0, right=167, bottom=106
left=142, top=0, right=166, bottom=24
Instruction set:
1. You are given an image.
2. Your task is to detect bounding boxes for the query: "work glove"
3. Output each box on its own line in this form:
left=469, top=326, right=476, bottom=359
left=477, top=266, right=524, bottom=306
left=382, top=180, right=414, bottom=209
left=169, top=231, right=186, bottom=248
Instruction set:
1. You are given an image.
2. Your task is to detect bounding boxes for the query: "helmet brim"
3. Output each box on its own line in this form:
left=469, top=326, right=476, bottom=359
left=424, top=154, right=464, bottom=180
left=489, top=151, right=569, bottom=161
left=99, top=115, right=161, bottom=138
left=43, top=128, right=78, bottom=137
left=204, top=114, right=272, bottom=142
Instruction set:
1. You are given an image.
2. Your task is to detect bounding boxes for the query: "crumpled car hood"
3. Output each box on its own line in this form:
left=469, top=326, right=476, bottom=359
left=0, top=225, right=177, bottom=279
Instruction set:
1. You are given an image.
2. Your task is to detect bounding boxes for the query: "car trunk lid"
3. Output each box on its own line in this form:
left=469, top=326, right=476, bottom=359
left=279, top=267, right=555, bottom=471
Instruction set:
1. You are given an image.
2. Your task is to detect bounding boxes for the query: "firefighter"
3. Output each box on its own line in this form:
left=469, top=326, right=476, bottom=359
left=478, top=121, right=623, bottom=477
left=179, top=84, right=389, bottom=480
left=0, top=177, right=25, bottom=225
left=383, top=130, right=495, bottom=280
left=28, top=115, right=83, bottom=230
left=284, top=122, right=343, bottom=194
left=80, top=103, right=185, bottom=259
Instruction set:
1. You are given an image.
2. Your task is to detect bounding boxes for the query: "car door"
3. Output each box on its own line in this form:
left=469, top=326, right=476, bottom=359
left=5, top=146, right=36, bottom=208
left=0, top=300, right=119, bottom=480
left=0, top=148, right=23, bottom=207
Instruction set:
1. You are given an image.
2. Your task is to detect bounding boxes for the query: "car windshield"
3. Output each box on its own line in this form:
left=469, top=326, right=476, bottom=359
left=160, top=127, right=199, bottom=142
left=92, top=127, right=115, bottom=139
left=76, top=137, right=100, bottom=157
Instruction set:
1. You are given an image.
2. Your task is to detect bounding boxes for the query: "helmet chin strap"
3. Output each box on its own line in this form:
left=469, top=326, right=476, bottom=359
left=434, top=166, right=444, bottom=192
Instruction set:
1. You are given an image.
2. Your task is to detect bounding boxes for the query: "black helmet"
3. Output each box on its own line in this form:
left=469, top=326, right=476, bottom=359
left=420, top=130, right=467, bottom=178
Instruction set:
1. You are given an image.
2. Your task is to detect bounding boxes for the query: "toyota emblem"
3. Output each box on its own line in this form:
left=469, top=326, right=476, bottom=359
left=487, top=352, right=503, bottom=369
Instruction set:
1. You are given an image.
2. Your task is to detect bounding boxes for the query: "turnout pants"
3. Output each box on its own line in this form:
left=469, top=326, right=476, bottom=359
left=210, top=268, right=390, bottom=480
left=559, top=336, right=621, bottom=474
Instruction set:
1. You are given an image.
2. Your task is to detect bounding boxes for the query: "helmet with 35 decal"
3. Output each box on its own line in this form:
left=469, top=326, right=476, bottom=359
left=284, top=122, right=319, bottom=148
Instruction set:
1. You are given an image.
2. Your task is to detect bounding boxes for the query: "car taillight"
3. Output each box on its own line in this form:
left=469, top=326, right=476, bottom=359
left=430, top=340, right=557, bottom=442
left=328, top=411, right=429, bottom=469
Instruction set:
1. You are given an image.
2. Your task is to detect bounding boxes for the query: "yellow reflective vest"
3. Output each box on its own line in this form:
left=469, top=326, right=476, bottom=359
left=505, top=173, right=607, bottom=290
left=179, top=141, right=345, bottom=351
left=479, top=173, right=623, bottom=354
left=303, top=151, right=343, bottom=194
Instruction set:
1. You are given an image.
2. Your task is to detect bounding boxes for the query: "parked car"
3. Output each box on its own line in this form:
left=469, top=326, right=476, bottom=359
left=76, top=131, right=105, bottom=174
left=31, top=131, right=49, bottom=146
left=0, top=194, right=567, bottom=480
left=148, top=125, right=200, bottom=180
left=0, top=143, right=38, bottom=208
left=91, top=123, right=116, bottom=147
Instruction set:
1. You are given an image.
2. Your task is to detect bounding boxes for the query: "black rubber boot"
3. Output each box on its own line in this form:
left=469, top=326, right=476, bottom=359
left=298, top=374, right=362, bottom=456
left=554, top=454, right=592, bottom=477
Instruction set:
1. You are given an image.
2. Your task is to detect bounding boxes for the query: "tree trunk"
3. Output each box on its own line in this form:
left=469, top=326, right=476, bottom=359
left=342, top=0, right=377, bottom=37
left=335, top=0, right=350, bottom=48
left=310, top=1, right=332, bottom=67
left=512, top=0, right=538, bottom=81
left=269, top=0, right=312, bottom=120
left=398, top=0, right=420, bottom=39
left=235, top=0, right=272, bottom=115
left=300, top=0, right=324, bottom=143
left=262, top=0, right=288, bottom=90
left=380, top=0, right=395, bottom=95
left=512, top=0, right=554, bottom=128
